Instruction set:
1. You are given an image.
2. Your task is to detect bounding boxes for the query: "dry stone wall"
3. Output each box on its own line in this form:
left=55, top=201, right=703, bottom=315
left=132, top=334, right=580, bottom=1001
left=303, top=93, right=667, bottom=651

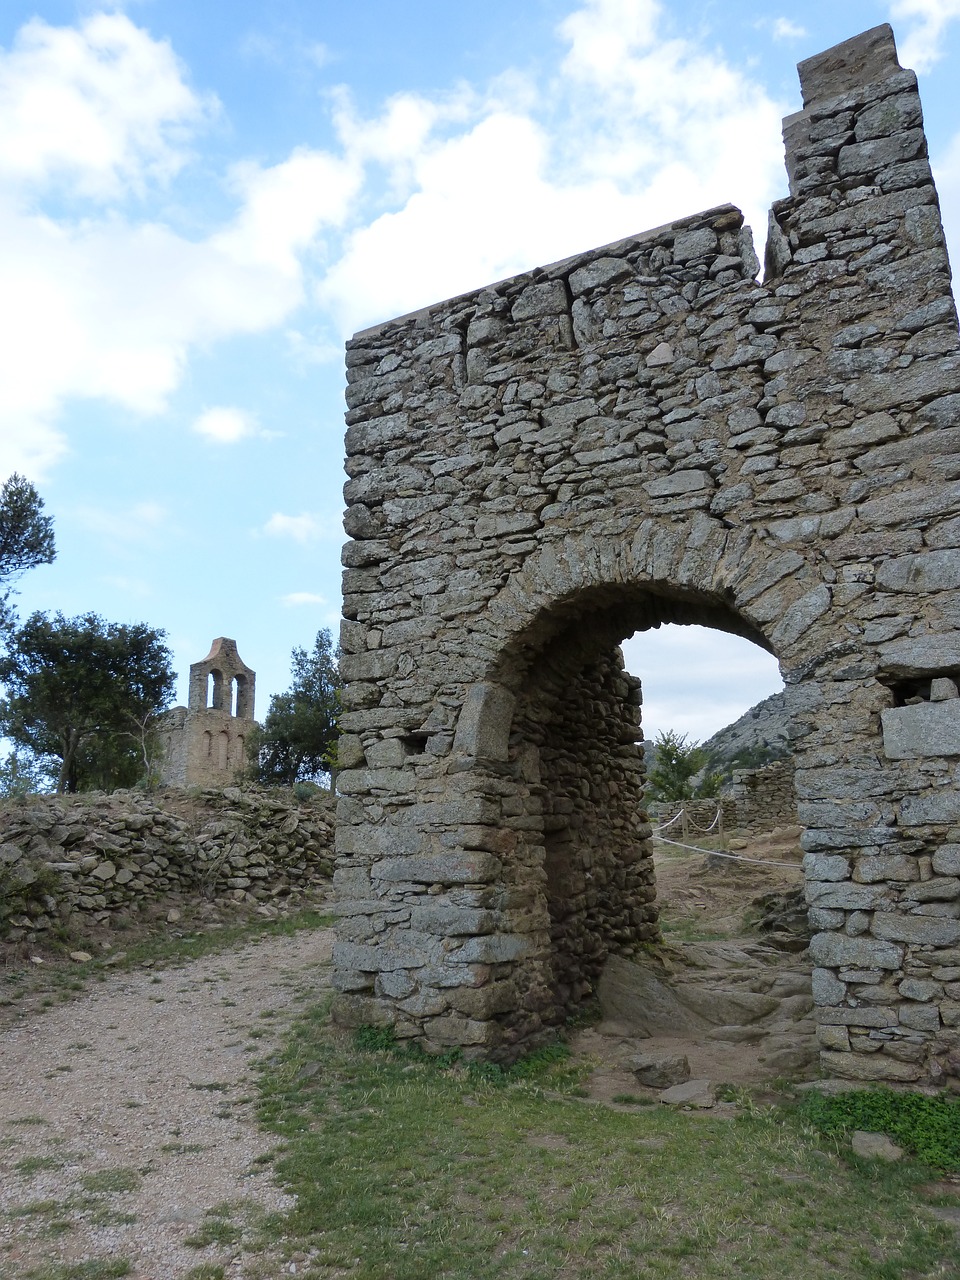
left=0, top=787, right=334, bottom=943
left=728, top=759, right=797, bottom=835
left=334, top=25, right=960, bottom=1081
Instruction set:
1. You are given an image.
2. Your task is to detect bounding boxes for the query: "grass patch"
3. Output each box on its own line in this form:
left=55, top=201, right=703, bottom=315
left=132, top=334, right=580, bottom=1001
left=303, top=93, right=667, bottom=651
left=184, top=1206, right=245, bottom=1249
left=184, top=1267, right=226, bottom=1280
left=251, top=1003, right=960, bottom=1280
left=9, top=1199, right=68, bottom=1217
left=796, top=1087, right=960, bottom=1171
left=79, top=1167, right=142, bottom=1194
left=24, top=1263, right=131, bottom=1280
left=15, top=1155, right=65, bottom=1176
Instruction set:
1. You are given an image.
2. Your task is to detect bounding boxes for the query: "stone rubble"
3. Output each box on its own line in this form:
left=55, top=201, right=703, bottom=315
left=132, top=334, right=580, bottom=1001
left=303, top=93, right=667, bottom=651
left=0, top=786, right=335, bottom=943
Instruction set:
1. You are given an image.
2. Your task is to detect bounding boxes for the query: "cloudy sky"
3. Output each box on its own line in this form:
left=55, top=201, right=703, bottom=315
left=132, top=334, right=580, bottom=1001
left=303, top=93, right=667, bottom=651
left=2, top=0, right=959, bottom=746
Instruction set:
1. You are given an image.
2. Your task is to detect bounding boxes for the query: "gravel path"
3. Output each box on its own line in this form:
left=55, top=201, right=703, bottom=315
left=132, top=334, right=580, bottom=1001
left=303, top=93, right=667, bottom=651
left=0, top=927, right=335, bottom=1279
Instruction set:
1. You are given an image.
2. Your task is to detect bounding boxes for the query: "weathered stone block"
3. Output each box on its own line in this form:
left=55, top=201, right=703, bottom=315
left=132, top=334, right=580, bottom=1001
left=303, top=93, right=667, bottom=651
left=819, top=1050, right=922, bottom=1083
left=899, top=1004, right=941, bottom=1031
left=933, top=846, right=960, bottom=876
left=809, top=933, right=904, bottom=970
left=802, top=853, right=850, bottom=882
left=375, top=853, right=501, bottom=885
left=812, top=967, right=847, bottom=1005
left=872, top=913, right=960, bottom=946
left=854, top=855, right=920, bottom=883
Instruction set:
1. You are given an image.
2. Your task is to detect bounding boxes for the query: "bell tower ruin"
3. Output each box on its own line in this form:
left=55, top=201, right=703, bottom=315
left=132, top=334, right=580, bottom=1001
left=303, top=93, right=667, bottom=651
left=161, top=637, right=256, bottom=788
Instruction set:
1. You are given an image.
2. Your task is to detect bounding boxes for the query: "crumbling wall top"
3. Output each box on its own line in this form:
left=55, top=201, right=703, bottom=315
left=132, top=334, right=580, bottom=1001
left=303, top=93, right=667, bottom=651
left=797, top=23, right=901, bottom=109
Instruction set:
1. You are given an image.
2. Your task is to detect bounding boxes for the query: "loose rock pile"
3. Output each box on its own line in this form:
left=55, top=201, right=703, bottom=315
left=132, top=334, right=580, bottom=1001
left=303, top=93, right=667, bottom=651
left=0, top=786, right=335, bottom=943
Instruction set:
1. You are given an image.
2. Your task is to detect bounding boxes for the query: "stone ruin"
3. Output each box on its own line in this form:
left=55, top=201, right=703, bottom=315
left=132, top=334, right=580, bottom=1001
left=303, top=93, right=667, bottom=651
left=161, top=637, right=256, bottom=788
left=332, top=25, right=960, bottom=1084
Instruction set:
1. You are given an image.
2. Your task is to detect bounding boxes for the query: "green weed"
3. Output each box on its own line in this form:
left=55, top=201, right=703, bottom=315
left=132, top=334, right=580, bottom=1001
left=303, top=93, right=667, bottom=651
left=797, top=1087, right=960, bottom=1171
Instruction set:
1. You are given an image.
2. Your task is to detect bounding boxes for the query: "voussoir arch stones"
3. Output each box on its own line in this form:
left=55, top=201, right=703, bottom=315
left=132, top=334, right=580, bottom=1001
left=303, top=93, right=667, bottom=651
left=333, top=25, right=960, bottom=1081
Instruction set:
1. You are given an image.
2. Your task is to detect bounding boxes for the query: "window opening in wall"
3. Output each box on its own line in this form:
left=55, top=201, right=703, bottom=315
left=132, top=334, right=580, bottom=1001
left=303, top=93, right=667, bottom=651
left=235, top=673, right=249, bottom=719
left=229, top=677, right=238, bottom=717
left=218, top=731, right=229, bottom=770
left=208, top=669, right=224, bottom=710
left=878, top=673, right=960, bottom=706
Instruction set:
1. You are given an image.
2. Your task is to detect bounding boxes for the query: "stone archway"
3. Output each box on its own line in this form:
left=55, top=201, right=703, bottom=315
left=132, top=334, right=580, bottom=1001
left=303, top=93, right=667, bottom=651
left=333, top=25, right=960, bottom=1084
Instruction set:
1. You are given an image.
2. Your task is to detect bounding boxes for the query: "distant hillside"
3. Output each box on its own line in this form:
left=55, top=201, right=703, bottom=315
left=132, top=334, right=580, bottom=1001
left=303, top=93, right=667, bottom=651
left=641, top=690, right=791, bottom=787
left=700, top=689, right=791, bottom=774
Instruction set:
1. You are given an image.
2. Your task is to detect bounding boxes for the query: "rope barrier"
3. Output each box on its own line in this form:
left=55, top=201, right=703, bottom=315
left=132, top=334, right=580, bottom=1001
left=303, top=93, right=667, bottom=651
left=652, top=832, right=802, bottom=869
left=652, top=809, right=686, bottom=833
left=686, top=807, right=722, bottom=835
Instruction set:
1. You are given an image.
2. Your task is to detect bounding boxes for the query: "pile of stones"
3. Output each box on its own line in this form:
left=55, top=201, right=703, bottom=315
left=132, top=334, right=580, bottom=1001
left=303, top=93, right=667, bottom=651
left=0, top=786, right=335, bottom=943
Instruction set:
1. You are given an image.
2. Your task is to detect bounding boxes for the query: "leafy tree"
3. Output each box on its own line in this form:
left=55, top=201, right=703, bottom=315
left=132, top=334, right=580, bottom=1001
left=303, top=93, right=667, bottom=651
left=0, top=612, right=176, bottom=793
left=0, top=474, right=56, bottom=633
left=0, top=749, right=55, bottom=799
left=645, top=729, right=723, bottom=803
left=250, top=629, right=340, bottom=786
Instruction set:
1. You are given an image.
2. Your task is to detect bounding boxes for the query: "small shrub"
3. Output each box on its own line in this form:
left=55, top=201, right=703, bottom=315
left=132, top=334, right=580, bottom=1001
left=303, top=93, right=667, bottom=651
left=353, top=1024, right=398, bottom=1053
left=797, top=1087, right=960, bottom=1171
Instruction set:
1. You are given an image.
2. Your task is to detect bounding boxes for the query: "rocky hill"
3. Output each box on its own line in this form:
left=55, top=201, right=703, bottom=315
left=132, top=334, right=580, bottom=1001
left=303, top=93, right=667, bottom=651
left=700, top=689, right=791, bottom=772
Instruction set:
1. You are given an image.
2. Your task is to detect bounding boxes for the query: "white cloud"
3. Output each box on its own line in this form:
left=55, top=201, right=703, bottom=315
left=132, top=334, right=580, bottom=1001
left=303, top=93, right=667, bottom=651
left=262, top=513, right=329, bottom=542
left=214, top=147, right=361, bottom=276
left=932, top=128, right=960, bottom=265
left=281, top=591, right=328, bottom=606
left=306, top=42, right=332, bottom=69
left=771, top=18, right=807, bottom=41
left=892, top=0, right=960, bottom=71
left=0, top=201, right=315, bottom=477
left=193, top=406, right=259, bottom=444
left=74, top=500, right=170, bottom=544
left=0, top=13, right=363, bottom=480
left=621, top=625, right=783, bottom=743
left=317, top=0, right=785, bottom=335
left=0, top=12, right=214, bottom=200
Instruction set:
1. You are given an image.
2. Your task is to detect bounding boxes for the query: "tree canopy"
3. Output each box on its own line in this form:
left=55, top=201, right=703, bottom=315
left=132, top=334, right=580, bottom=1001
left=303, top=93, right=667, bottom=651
left=250, top=629, right=340, bottom=786
left=0, top=474, right=55, bottom=632
left=645, top=729, right=723, bottom=803
left=0, top=612, right=176, bottom=793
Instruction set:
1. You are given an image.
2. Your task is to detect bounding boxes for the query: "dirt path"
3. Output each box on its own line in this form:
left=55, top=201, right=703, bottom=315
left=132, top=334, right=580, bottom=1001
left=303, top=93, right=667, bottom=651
left=0, top=833, right=810, bottom=1277
left=0, top=927, right=335, bottom=1280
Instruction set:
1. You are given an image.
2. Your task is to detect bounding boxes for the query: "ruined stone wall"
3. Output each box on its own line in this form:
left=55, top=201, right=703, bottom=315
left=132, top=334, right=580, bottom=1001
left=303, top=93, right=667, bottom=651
left=334, top=26, right=960, bottom=1081
left=0, top=787, right=334, bottom=943
left=728, top=759, right=797, bottom=835
left=516, top=648, right=656, bottom=1017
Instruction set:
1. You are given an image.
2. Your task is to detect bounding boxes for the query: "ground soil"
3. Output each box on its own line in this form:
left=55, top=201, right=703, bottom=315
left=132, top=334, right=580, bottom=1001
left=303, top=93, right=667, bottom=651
left=0, top=828, right=810, bottom=1278
left=576, top=826, right=812, bottom=1106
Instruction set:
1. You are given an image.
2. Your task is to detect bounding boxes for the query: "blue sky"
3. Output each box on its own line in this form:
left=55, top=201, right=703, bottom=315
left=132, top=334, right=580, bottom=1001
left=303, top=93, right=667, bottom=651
left=1, top=0, right=959, bottom=745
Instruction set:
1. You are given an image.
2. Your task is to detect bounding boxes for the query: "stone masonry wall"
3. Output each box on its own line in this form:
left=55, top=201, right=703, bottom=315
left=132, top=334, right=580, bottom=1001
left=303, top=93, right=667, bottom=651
left=334, top=26, right=960, bottom=1080
left=728, top=758, right=797, bottom=835
left=516, top=647, right=656, bottom=1018
left=0, top=787, right=335, bottom=943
